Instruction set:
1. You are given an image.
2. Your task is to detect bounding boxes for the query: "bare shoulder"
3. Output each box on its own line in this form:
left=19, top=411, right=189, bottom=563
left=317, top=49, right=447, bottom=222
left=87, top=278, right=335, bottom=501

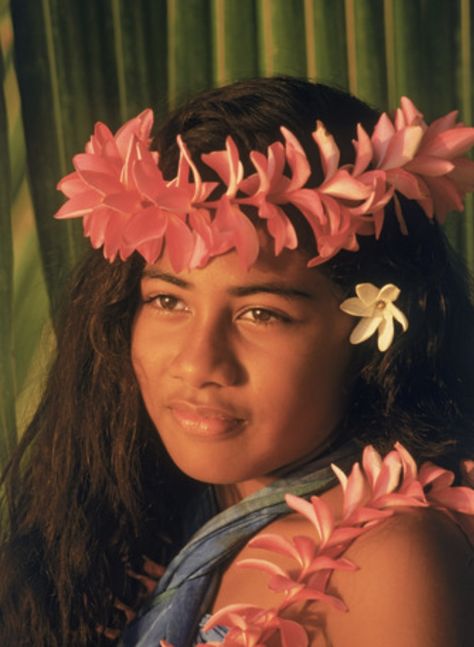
left=323, top=507, right=474, bottom=647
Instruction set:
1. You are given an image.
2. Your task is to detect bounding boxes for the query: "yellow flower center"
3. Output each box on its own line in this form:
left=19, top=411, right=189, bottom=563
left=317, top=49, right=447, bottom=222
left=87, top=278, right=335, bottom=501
left=375, top=300, right=386, bottom=310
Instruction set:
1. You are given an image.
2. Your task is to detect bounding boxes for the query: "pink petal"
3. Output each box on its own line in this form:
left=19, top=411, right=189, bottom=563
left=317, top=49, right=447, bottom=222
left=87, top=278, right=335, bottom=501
left=311, top=496, right=335, bottom=544
left=423, top=176, right=463, bottom=221
left=247, top=151, right=271, bottom=197
left=371, top=113, right=396, bottom=164
left=394, top=441, right=418, bottom=484
left=418, top=462, right=454, bottom=488
left=73, top=152, right=122, bottom=176
left=373, top=450, right=402, bottom=498
left=202, top=135, right=243, bottom=196
left=176, top=135, right=206, bottom=202
left=103, top=190, right=141, bottom=213
left=57, top=171, right=89, bottom=197
left=305, top=555, right=357, bottom=575
left=266, top=142, right=286, bottom=190
left=54, top=190, right=102, bottom=218
left=237, top=558, right=288, bottom=579
left=103, top=212, right=129, bottom=261
left=83, top=206, right=114, bottom=248
left=115, top=110, right=153, bottom=159
left=325, top=525, right=367, bottom=546
left=285, top=494, right=319, bottom=527
left=136, top=237, right=164, bottom=265
left=133, top=159, right=168, bottom=202
left=362, top=445, right=383, bottom=489
left=448, top=158, right=474, bottom=193
left=427, top=486, right=474, bottom=515
left=321, top=169, right=371, bottom=200
left=386, top=168, right=427, bottom=200
left=419, top=110, right=459, bottom=149
left=292, top=534, right=318, bottom=559
left=422, top=127, right=474, bottom=159
left=405, top=155, right=454, bottom=176
left=312, top=120, right=340, bottom=179
left=352, top=124, right=373, bottom=176
left=204, top=604, right=265, bottom=631
left=238, top=171, right=260, bottom=196
left=247, top=533, right=301, bottom=562
left=164, top=213, right=195, bottom=272
left=214, top=198, right=260, bottom=268
left=278, top=618, right=308, bottom=647
left=397, top=97, right=425, bottom=128
left=86, top=121, right=114, bottom=154
left=281, top=126, right=311, bottom=190
left=260, top=202, right=298, bottom=255
left=378, top=126, right=423, bottom=170
left=76, top=170, right=124, bottom=195
left=340, top=461, right=367, bottom=519
left=124, top=207, right=168, bottom=245
left=289, top=586, right=348, bottom=612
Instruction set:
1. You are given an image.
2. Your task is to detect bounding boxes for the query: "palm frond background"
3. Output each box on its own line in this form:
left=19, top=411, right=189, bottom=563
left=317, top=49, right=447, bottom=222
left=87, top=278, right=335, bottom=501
left=1, top=0, right=473, bottom=468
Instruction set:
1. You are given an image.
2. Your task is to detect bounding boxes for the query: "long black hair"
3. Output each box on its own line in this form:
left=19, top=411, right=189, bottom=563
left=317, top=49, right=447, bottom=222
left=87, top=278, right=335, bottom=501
left=0, top=77, right=473, bottom=645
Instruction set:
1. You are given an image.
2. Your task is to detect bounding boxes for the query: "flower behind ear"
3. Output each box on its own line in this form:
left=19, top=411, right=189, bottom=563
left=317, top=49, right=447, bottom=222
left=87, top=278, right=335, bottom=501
left=339, top=283, right=409, bottom=351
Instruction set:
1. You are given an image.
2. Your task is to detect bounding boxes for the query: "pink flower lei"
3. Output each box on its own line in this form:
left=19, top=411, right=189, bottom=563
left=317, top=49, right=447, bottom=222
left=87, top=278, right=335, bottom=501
left=55, top=98, right=474, bottom=272
left=160, top=442, right=474, bottom=647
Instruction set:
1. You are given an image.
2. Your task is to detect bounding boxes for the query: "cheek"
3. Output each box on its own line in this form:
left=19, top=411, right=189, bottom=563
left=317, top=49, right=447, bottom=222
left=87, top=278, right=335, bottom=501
left=130, top=323, right=161, bottom=397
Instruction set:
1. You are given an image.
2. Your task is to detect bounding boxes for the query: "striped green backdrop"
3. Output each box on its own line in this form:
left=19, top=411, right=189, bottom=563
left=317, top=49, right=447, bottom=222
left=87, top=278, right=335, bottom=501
left=1, top=0, right=473, bottom=468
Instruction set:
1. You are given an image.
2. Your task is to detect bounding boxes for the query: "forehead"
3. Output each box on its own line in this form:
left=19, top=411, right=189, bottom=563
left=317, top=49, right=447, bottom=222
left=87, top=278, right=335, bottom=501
left=141, top=244, right=340, bottom=300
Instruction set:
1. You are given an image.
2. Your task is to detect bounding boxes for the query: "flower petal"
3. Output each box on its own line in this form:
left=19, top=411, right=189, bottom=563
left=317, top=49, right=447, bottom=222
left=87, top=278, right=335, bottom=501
left=349, top=317, right=382, bottom=345
left=377, top=316, right=394, bottom=351
left=355, top=283, right=380, bottom=304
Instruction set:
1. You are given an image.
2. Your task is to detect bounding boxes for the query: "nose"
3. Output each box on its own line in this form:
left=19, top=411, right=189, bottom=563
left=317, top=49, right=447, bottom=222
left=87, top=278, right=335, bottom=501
left=169, top=315, right=242, bottom=388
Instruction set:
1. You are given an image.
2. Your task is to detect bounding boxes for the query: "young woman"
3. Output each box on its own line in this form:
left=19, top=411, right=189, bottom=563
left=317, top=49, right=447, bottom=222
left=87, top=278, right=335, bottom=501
left=0, top=77, right=473, bottom=646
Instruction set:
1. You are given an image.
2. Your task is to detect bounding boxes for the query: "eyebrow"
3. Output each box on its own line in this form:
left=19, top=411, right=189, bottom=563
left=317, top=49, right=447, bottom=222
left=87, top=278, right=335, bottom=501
left=141, top=269, right=313, bottom=300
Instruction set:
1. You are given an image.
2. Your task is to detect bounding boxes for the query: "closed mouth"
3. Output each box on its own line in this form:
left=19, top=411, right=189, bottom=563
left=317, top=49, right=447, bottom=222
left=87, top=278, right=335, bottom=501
left=167, top=400, right=246, bottom=438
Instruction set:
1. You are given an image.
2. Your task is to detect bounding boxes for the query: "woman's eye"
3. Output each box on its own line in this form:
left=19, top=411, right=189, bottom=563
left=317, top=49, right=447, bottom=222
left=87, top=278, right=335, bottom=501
left=146, top=294, right=187, bottom=312
left=239, top=308, right=289, bottom=325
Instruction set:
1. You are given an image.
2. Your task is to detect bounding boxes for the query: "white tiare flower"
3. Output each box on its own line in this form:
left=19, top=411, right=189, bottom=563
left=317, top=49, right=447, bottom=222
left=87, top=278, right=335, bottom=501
left=339, top=283, right=409, bottom=352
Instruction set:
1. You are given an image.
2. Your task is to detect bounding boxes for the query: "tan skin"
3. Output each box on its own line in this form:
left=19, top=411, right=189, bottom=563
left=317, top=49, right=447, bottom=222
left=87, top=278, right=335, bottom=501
left=128, top=243, right=474, bottom=646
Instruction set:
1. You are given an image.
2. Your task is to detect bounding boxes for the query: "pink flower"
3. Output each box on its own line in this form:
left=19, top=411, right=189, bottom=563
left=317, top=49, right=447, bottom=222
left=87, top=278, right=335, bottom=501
left=370, top=97, right=474, bottom=223
left=55, top=102, right=474, bottom=271
left=201, top=136, right=260, bottom=268
left=201, top=604, right=308, bottom=647
left=56, top=110, right=156, bottom=262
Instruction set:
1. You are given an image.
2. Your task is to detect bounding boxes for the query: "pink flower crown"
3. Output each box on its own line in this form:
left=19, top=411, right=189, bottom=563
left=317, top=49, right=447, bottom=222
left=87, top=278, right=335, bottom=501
left=55, top=98, right=474, bottom=271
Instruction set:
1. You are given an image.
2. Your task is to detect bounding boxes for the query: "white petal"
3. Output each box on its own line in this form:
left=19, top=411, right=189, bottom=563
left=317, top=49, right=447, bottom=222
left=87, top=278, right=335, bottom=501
left=378, top=316, right=394, bottom=351
left=390, top=303, right=409, bottom=331
left=379, top=283, right=401, bottom=303
left=355, top=283, right=380, bottom=305
left=339, top=297, right=373, bottom=317
left=349, top=316, right=382, bottom=345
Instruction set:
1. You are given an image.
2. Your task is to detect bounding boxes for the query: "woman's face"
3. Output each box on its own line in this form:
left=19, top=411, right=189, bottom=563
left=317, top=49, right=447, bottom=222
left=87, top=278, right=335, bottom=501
left=131, top=243, right=354, bottom=488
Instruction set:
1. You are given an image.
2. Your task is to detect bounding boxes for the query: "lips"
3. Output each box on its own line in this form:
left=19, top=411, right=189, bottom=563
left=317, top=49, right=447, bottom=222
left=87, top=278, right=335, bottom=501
left=167, top=399, right=246, bottom=438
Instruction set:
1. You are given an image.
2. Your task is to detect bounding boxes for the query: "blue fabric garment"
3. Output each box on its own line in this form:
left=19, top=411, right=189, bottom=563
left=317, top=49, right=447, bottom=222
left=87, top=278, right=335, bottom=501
left=120, top=441, right=358, bottom=647
left=194, top=614, right=227, bottom=645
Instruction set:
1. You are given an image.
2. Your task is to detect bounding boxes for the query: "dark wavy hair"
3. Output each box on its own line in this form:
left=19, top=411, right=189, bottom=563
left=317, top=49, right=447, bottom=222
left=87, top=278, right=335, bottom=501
left=1, top=77, right=473, bottom=645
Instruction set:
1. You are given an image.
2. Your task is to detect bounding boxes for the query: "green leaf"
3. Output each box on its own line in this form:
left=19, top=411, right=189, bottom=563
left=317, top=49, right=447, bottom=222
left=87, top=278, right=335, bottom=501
left=344, top=0, right=387, bottom=107
left=0, top=42, right=17, bottom=464
left=110, top=0, right=168, bottom=120
left=257, top=0, right=307, bottom=77
left=212, top=0, right=258, bottom=84
left=306, top=0, right=349, bottom=88
left=10, top=0, right=88, bottom=313
left=167, top=0, right=213, bottom=108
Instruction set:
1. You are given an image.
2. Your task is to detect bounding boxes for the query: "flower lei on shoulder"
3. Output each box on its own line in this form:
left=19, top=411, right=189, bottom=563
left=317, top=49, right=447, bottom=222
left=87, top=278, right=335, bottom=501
left=55, top=99, right=474, bottom=271
left=158, top=442, right=474, bottom=647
